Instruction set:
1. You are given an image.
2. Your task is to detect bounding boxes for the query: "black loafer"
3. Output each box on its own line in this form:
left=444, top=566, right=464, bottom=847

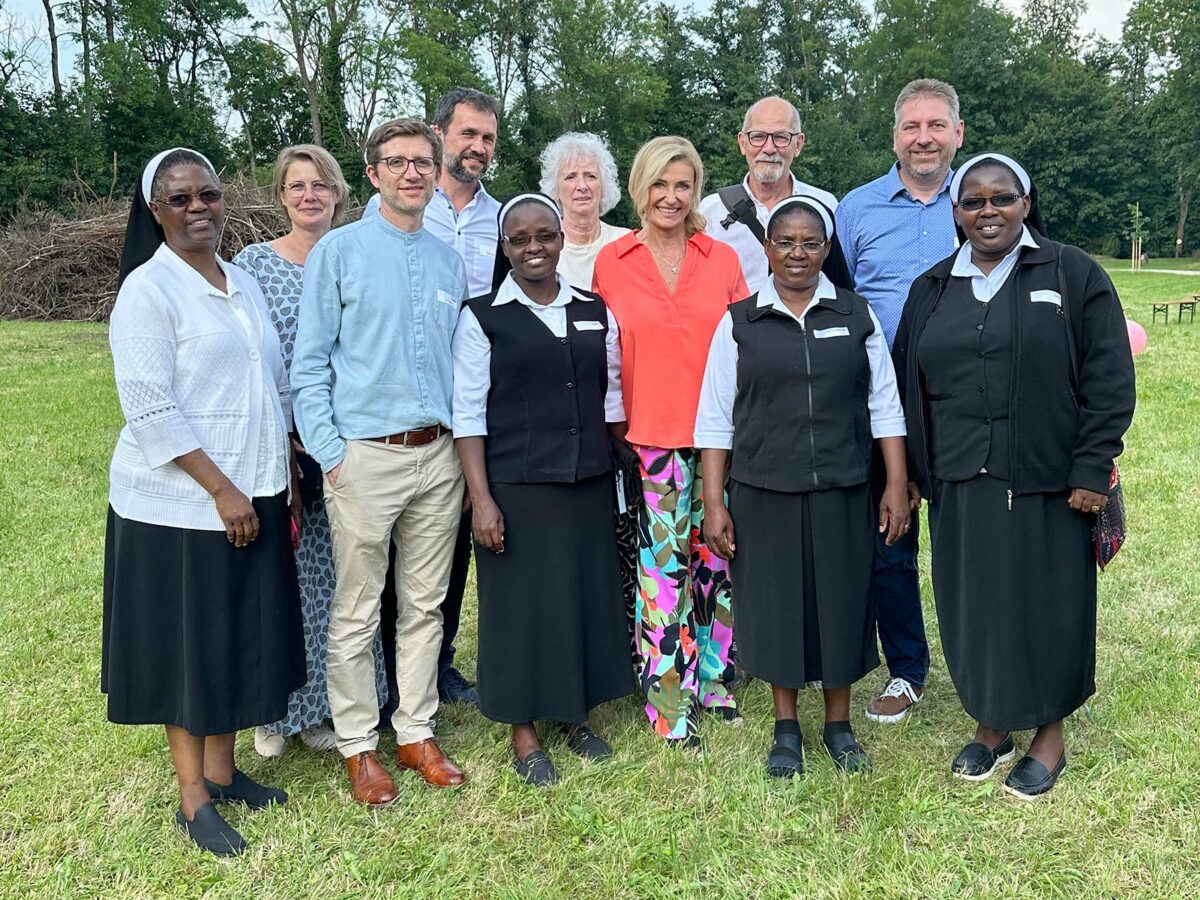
left=705, top=704, right=743, bottom=726
left=1004, top=753, right=1067, bottom=800
left=951, top=733, right=1016, bottom=781
left=205, top=769, right=287, bottom=810
left=562, top=724, right=612, bottom=761
left=175, top=802, right=246, bottom=857
left=824, top=731, right=872, bottom=774
left=766, top=732, right=804, bottom=779
left=514, top=750, right=558, bottom=787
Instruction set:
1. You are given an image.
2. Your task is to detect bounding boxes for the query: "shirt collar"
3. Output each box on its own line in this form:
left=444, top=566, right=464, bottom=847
left=492, top=272, right=593, bottom=308
left=950, top=225, right=1039, bottom=279
left=756, top=271, right=837, bottom=311
left=155, top=243, right=243, bottom=301
left=741, top=173, right=802, bottom=209
left=436, top=180, right=496, bottom=212
left=884, top=162, right=955, bottom=203
left=614, top=229, right=714, bottom=259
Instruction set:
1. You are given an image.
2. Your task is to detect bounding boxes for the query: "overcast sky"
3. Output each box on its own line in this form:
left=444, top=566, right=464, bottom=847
left=5, top=0, right=1134, bottom=84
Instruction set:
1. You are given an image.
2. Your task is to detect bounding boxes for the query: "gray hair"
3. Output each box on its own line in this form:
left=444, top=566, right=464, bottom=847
left=893, top=79, right=960, bottom=127
left=742, top=96, right=802, bottom=132
left=538, top=132, right=621, bottom=216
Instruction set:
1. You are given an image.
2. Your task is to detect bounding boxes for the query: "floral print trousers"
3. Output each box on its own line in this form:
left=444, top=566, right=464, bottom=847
left=634, top=445, right=736, bottom=740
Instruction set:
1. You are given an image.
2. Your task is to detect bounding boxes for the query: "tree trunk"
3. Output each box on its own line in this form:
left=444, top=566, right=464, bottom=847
left=1175, top=182, right=1191, bottom=258
left=80, top=0, right=92, bottom=131
left=41, top=0, right=63, bottom=106
left=102, top=0, right=114, bottom=41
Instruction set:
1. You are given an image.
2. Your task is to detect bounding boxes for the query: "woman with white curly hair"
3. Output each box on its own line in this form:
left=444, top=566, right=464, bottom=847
left=540, top=132, right=631, bottom=287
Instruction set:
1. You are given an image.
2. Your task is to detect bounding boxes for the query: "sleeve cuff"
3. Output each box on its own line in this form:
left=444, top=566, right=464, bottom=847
left=131, top=417, right=203, bottom=469
left=693, top=430, right=733, bottom=450
left=870, top=416, right=908, bottom=439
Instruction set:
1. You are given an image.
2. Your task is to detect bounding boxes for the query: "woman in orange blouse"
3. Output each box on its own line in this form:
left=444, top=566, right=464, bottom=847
left=592, top=136, right=748, bottom=747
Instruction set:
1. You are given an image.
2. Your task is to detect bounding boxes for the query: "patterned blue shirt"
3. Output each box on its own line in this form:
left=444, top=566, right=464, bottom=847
left=836, top=163, right=957, bottom=347
left=291, top=214, right=468, bottom=472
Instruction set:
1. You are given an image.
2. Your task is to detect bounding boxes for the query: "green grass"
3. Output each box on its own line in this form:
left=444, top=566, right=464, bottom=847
left=1098, top=256, right=1200, bottom=274
left=1, top=270, right=1198, bottom=898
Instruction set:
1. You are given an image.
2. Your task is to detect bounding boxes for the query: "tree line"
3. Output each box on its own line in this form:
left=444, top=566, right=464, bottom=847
left=1, top=0, right=1196, bottom=257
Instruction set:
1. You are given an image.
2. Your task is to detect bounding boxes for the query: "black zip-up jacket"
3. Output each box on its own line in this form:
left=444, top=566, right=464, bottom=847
left=892, top=237, right=1135, bottom=498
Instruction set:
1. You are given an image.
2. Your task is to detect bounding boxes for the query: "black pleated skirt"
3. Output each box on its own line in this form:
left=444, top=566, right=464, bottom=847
left=102, top=493, right=306, bottom=736
left=727, top=480, right=879, bottom=689
left=475, top=475, right=635, bottom=725
left=928, top=475, right=1097, bottom=731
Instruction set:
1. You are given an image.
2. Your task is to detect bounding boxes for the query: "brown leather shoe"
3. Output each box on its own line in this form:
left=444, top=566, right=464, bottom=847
left=345, top=751, right=398, bottom=807
left=395, top=739, right=467, bottom=788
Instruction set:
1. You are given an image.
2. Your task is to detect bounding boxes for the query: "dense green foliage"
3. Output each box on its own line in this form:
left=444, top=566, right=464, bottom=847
left=1, top=0, right=1196, bottom=255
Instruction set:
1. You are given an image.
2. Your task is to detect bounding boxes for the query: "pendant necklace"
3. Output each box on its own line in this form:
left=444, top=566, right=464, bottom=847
left=647, top=242, right=686, bottom=275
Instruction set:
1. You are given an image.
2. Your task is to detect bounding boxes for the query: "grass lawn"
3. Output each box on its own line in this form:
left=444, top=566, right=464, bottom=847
left=0, top=269, right=1197, bottom=898
left=1098, top=256, right=1200, bottom=274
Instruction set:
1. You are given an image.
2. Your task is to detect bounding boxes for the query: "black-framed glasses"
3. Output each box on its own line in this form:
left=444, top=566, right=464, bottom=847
left=156, top=189, right=223, bottom=208
left=768, top=238, right=825, bottom=255
left=504, top=230, right=562, bottom=248
left=743, top=130, right=801, bottom=149
left=374, top=155, right=437, bottom=176
left=956, top=192, right=1024, bottom=212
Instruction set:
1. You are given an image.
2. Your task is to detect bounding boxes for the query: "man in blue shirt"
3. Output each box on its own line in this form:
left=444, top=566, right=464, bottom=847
left=293, top=118, right=470, bottom=805
left=836, top=79, right=963, bottom=724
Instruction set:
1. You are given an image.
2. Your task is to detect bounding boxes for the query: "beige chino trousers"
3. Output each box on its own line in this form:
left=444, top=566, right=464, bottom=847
left=323, top=435, right=463, bottom=755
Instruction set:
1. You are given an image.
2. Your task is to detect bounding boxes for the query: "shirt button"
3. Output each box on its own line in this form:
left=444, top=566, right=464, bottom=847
left=976, top=324, right=984, bottom=331
left=569, top=427, right=578, bottom=435
left=249, top=350, right=260, bottom=361
left=984, top=418, right=991, bottom=425
left=560, top=338, right=568, bottom=345
left=977, top=352, right=985, bottom=359
left=977, top=386, right=985, bottom=393
left=566, top=382, right=575, bottom=389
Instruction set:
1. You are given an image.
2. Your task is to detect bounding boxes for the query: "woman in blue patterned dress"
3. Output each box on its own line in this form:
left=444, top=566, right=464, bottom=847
left=234, top=144, right=388, bottom=757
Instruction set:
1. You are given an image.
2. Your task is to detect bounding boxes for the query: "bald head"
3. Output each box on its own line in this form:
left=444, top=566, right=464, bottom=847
left=737, top=96, right=805, bottom=186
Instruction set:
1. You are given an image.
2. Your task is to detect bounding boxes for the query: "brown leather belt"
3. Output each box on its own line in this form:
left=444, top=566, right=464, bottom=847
left=366, top=425, right=448, bottom=446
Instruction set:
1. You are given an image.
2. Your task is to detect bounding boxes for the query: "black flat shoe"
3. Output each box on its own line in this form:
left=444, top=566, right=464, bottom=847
left=704, top=704, right=744, bottom=726
left=666, top=733, right=702, bottom=752
left=205, top=769, right=287, bottom=810
left=766, top=731, right=804, bottom=779
left=175, top=802, right=246, bottom=857
left=1004, top=753, right=1067, bottom=800
left=514, top=750, right=558, bottom=787
left=562, top=724, right=612, bottom=761
left=824, top=731, right=872, bottom=774
left=951, top=733, right=1016, bottom=781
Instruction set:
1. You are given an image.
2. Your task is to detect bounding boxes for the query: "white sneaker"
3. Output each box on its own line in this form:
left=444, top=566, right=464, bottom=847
left=299, top=724, right=337, bottom=752
left=254, top=726, right=286, bottom=758
left=864, top=677, right=925, bottom=724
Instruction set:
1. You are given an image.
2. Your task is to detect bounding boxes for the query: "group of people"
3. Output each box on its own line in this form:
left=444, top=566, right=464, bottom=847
left=101, top=79, right=1136, bottom=857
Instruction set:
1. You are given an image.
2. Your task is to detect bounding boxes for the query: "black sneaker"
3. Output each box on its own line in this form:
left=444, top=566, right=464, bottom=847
left=766, top=732, right=804, bottom=779
left=951, top=733, right=1016, bottom=781
left=205, top=769, right=287, bottom=810
left=824, top=730, right=872, bottom=774
left=438, top=667, right=478, bottom=706
left=514, top=750, right=558, bottom=787
left=175, top=802, right=246, bottom=857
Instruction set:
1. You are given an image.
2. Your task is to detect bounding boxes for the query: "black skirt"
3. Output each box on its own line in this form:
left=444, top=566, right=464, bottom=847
left=928, top=475, right=1096, bottom=731
left=728, top=480, right=879, bottom=689
left=475, top=475, right=634, bottom=725
left=102, top=494, right=306, bottom=736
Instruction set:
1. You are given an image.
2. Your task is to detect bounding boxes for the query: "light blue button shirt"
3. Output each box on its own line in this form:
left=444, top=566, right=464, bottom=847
left=364, top=183, right=501, bottom=297
left=291, top=214, right=469, bottom=472
left=836, top=163, right=958, bottom=347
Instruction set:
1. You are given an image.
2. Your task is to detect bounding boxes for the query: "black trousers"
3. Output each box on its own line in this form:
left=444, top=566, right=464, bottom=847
left=379, top=516, right=473, bottom=719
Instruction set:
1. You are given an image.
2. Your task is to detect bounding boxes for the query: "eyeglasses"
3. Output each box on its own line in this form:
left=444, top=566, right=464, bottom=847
left=374, top=155, right=437, bottom=176
left=768, top=239, right=825, bottom=255
left=156, top=189, right=223, bottom=208
left=956, top=192, right=1024, bottom=212
left=743, top=130, right=801, bottom=149
left=504, top=231, right=562, bottom=248
left=285, top=180, right=334, bottom=198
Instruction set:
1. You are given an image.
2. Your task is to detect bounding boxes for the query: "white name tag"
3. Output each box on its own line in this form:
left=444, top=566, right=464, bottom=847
left=573, top=320, right=605, bottom=331
left=813, top=326, right=850, bottom=339
left=436, top=289, right=457, bottom=307
left=1030, top=290, right=1062, bottom=307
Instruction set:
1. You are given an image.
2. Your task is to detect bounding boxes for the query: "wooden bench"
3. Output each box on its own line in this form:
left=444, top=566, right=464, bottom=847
left=1151, top=297, right=1197, bottom=324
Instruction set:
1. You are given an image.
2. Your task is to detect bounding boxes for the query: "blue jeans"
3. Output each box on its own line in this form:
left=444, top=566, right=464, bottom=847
left=870, top=460, right=929, bottom=687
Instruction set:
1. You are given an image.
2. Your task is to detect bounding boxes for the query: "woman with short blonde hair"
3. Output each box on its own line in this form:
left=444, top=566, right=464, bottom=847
left=591, top=136, right=749, bottom=747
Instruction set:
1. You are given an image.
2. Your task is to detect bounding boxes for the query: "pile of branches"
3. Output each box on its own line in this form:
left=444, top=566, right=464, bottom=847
left=0, top=179, right=298, bottom=321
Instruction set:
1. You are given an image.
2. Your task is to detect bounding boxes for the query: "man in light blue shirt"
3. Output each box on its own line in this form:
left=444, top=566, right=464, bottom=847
left=293, top=118, right=470, bottom=804
left=836, top=79, right=963, bottom=725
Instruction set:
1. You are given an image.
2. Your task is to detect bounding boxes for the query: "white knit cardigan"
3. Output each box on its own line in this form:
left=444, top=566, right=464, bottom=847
left=108, top=244, right=292, bottom=531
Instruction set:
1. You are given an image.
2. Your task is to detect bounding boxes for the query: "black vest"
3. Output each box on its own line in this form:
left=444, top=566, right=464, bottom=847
left=467, top=288, right=613, bottom=484
left=729, top=287, right=875, bottom=493
left=916, top=273, right=1015, bottom=481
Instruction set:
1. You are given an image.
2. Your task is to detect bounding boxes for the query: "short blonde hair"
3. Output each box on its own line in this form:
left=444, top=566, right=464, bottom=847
left=627, top=136, right=706, bottom=235
left=272, top=144, right=351, bottom=223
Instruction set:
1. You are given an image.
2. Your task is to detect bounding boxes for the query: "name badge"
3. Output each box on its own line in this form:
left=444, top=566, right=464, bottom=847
left=1030, top=290, right=1062, bottom=307
left=812, top=326, right=850, bottom=339
left=573, top=320, right=605, bottom=331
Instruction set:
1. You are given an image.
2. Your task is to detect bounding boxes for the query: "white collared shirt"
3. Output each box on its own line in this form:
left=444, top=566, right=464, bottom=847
left=699, top=173, right=839, bottom=295
left=364, top=182, right=501, bottom=296
left=950, top=225, right=1040, bottom=301
left=451, top=273, right=625, bottom=437
left=694, top=272, right=906, bottom=449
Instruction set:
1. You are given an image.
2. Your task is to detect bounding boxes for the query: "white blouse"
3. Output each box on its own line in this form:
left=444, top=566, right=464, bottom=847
left=694, top=272, right=906, bottom=450
left=451, top=273, right=625, bottom=438
left=949, top=225, right=1040, bottom=301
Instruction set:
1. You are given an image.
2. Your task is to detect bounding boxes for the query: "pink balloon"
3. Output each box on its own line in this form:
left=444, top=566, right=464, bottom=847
left=1126, top=319, right=1148, bottom=357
